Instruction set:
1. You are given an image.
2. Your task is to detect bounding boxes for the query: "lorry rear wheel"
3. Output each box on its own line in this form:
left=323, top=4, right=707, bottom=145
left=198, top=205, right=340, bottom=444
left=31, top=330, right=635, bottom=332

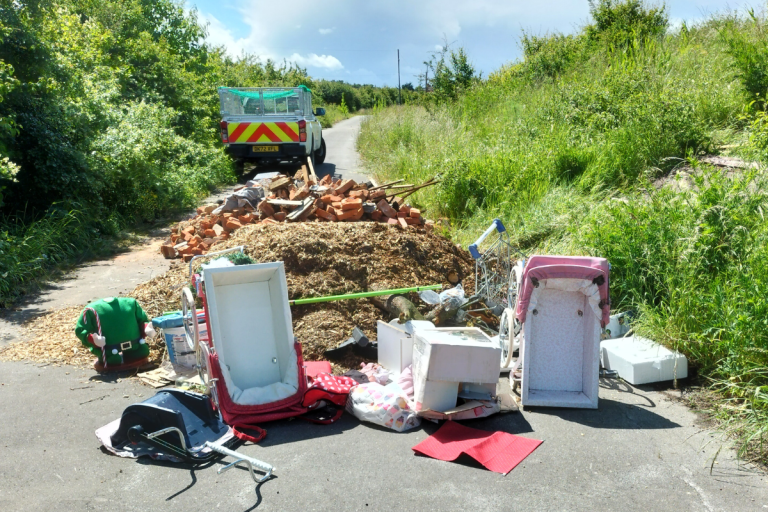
left=315, top=138, right=327, bottom=165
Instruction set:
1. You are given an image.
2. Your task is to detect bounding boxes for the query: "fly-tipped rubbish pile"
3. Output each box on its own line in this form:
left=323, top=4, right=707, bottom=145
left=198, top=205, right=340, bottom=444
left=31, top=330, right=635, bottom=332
left=1, top=222, right=473, bottom=370
left=160, top=168, right=440, bottom=262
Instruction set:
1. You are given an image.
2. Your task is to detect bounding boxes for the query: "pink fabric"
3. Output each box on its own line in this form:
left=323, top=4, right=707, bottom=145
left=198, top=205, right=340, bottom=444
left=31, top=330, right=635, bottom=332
left=412, top=421, right=542, bottom=475
left=397, top=365, right=414, bottom=398
left=304, top=361, right=332, bottom=380
left=515, top=255, right=610, bottom=326
left=302, top=372, right=359, bottom=408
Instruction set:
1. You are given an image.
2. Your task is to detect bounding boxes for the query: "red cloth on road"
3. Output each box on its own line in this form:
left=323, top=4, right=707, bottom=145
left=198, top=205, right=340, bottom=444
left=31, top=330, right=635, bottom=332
left=412, top=421, right=542, bottom=475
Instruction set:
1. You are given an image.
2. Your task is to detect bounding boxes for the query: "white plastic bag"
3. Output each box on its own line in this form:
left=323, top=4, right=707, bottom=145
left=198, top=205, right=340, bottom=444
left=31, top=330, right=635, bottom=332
left=346, top=382, right=421, bottom=432
left=439, top=284, right=467, bottom=311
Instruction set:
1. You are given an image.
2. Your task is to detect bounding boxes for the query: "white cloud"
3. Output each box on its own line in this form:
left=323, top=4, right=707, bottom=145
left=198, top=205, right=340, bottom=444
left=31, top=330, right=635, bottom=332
left=288, top=53, right=344, bottom=70
left=319, top=27, right=335, bottom=35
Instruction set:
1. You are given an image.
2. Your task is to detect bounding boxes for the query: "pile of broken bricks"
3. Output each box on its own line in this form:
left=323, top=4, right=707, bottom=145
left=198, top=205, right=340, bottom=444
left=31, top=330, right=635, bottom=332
left=161, top=169, right=440, bottom=261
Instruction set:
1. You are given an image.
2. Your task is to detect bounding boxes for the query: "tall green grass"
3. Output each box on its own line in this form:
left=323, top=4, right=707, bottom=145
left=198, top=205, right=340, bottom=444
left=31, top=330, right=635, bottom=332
left=358, top=9, right=768, bottom=461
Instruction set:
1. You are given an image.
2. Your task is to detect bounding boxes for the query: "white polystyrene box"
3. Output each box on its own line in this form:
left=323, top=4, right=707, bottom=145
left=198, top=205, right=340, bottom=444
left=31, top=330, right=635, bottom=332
left=521, top=285, right=601, bottom=409
left=377, top=321, right=412, bottom=373
left=412, top=328, right=500, bottom=412
left=601, top=335, right=688, bottom=385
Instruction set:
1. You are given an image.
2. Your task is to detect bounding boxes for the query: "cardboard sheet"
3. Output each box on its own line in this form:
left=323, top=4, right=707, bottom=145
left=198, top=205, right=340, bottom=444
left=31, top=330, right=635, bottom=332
left=412, top=421, right=542, bottom=475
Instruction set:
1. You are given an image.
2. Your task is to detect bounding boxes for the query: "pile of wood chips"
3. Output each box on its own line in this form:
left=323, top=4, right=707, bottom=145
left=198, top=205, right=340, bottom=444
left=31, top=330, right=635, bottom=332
left=161, top=166, right=439, bottom=261
left=0, top=222, right=474, bottom=372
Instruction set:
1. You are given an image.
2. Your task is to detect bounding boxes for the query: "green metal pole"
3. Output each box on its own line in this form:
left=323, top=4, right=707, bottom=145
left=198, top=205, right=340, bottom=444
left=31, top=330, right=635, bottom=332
left=289, top=284, right=442, bottom=306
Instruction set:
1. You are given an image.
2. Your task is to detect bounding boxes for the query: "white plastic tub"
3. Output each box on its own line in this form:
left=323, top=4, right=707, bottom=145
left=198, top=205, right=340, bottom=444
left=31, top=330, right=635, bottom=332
left=203, top=262, right=299, bottom=406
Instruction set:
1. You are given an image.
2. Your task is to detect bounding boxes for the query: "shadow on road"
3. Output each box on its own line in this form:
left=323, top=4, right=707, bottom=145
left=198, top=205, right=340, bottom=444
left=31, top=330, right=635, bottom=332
left=527, top=395, right=681, bottom=430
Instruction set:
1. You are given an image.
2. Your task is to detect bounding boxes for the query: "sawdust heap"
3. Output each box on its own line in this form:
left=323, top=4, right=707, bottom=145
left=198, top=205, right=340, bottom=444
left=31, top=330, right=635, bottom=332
left=0, top=223, right=474, bottom=368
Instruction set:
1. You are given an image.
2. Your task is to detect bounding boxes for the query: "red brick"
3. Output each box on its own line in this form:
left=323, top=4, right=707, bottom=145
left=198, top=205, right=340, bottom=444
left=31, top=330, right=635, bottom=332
left=196, top=206, right=205, bottom=214
left=294, top=185, right=310, bottom=201
left=182, top=254, right=194, bottom=263
left=213, top=224, right=225, bottom=237
left=376, top=199, right=397, bottom=218
left=274, top=211, right=287, bottom=222
left=225, top=219, right=242, bottom=231
left=348, top=189, right=369, bottom=200
left=337, top=207, right=364, bottom=221
left=222, top=212, right=233, bottom=219
left=387, top=218, right=399, bottom=225
left=341, top=198, right=363, bottom=211
left=320, top=174, right=333, bottom=185
left=189, top=235, right=202, bottom=247
left=204, top=228, right=216, bottom=237
left=400, top=205, right=411, bottom=216
left=190, top=247, right=204, bottom=256
left=409, top=208, right=421, bottom=219
left=335, top=179, right=356, bottom=194
left=397, top=211, right=407, bottom=218
left=170, top=234, right=179, bottom=244
left=204, top=204, right=217, bottom=214
left=200, top=219, right=213, bottom=230
left=258, top=201, right=275, bottom=217
left=238, top=214, right=254, bottom=224
left=182, top=226, right=195, bottom=235
left=369, top=190, right=386, bottom=201
left=370, top=210, right=383, bottom=221
left=398, top=217, right=408, bottom=229
left=160, top=243, right=177, bottom=259
left=405, top=217, right=420, bottom=225
left=315, top=208, right=337, bottom=221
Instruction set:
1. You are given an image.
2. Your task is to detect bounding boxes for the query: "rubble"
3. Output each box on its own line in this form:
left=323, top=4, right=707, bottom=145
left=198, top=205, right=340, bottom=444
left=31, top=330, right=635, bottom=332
left=160, top=172, right=440, bottom=261
left=1, top=222, right=474, bottom=372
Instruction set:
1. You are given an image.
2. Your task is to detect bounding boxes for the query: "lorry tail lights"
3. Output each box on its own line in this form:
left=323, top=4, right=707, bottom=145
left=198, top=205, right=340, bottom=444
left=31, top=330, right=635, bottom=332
left=298, top=119, right=307, bottom=142
left=220, top=121, right=229, bottom=144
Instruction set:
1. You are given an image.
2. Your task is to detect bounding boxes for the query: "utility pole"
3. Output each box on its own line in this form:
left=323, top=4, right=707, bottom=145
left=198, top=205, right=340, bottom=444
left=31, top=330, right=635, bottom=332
left=397, top=49, right=401, bottom=106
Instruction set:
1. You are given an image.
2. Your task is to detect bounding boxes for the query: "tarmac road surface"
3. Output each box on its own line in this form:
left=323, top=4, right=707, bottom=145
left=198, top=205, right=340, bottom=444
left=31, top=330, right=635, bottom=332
left=1, top=115, right=767, bottom=511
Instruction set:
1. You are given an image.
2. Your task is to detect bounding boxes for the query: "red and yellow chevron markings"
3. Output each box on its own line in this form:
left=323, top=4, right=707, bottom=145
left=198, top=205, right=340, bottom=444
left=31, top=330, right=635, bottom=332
left=227, top=122, right=299, bottom=143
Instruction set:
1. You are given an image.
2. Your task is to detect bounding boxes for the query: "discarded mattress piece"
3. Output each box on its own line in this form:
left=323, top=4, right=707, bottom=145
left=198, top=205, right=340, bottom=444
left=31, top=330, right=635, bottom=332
left=412, top=421, right=542, bottom=475
left=517, top=255, right=610, bottom=409
left=601, top=335, right=688, bottom=385
left=412, top=327, right=500, bottom=413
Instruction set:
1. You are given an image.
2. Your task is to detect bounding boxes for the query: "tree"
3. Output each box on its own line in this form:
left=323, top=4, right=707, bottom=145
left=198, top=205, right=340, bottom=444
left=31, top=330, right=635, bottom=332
left=426, top=43, right=478, bottom=101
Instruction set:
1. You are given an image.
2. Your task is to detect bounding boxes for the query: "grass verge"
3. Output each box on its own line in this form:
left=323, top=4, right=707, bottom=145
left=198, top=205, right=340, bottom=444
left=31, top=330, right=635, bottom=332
left=358, top=8, right=768, bottom=463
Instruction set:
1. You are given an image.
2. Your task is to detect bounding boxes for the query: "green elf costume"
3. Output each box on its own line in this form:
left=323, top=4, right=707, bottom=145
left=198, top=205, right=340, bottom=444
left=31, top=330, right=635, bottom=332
left=74, top=297, right=155, bottom=368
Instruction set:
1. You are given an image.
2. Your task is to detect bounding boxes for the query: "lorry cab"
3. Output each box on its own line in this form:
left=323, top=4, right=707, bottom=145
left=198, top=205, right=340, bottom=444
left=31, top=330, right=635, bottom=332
left=218, top=86, right=326, bottom=170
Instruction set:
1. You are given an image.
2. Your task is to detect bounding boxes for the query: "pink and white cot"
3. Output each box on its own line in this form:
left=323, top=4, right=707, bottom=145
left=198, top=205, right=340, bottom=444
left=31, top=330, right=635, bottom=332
left=511, top=255, right=610, bottom=409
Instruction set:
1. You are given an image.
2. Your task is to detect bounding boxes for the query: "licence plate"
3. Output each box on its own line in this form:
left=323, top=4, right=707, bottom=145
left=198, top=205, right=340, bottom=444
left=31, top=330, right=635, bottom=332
left=252, top=145, right=278, bottom=153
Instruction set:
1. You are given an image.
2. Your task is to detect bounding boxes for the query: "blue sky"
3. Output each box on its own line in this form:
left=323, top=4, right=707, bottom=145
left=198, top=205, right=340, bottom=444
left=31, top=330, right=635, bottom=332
left=186, top=1, right=751, bottom=87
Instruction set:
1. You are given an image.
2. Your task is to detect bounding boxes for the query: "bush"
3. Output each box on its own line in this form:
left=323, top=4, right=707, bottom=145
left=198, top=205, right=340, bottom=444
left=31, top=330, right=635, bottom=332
left=720, top=9, right=768, bottom=105
left=92, top=102, right=233, bottom=221
left=587, top=0, right=668, bottom=47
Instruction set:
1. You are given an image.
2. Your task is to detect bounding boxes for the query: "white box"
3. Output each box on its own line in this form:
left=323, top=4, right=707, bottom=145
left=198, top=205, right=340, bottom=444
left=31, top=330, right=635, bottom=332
left=377, top=320, right=435, bottom=374
left=601, top=335, right=688, bottom=385
left=377, top=321, right=413, bottom=373
left=412, top=328, right=500, bottom=412
left=521, top=287, right=601, bottom=409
